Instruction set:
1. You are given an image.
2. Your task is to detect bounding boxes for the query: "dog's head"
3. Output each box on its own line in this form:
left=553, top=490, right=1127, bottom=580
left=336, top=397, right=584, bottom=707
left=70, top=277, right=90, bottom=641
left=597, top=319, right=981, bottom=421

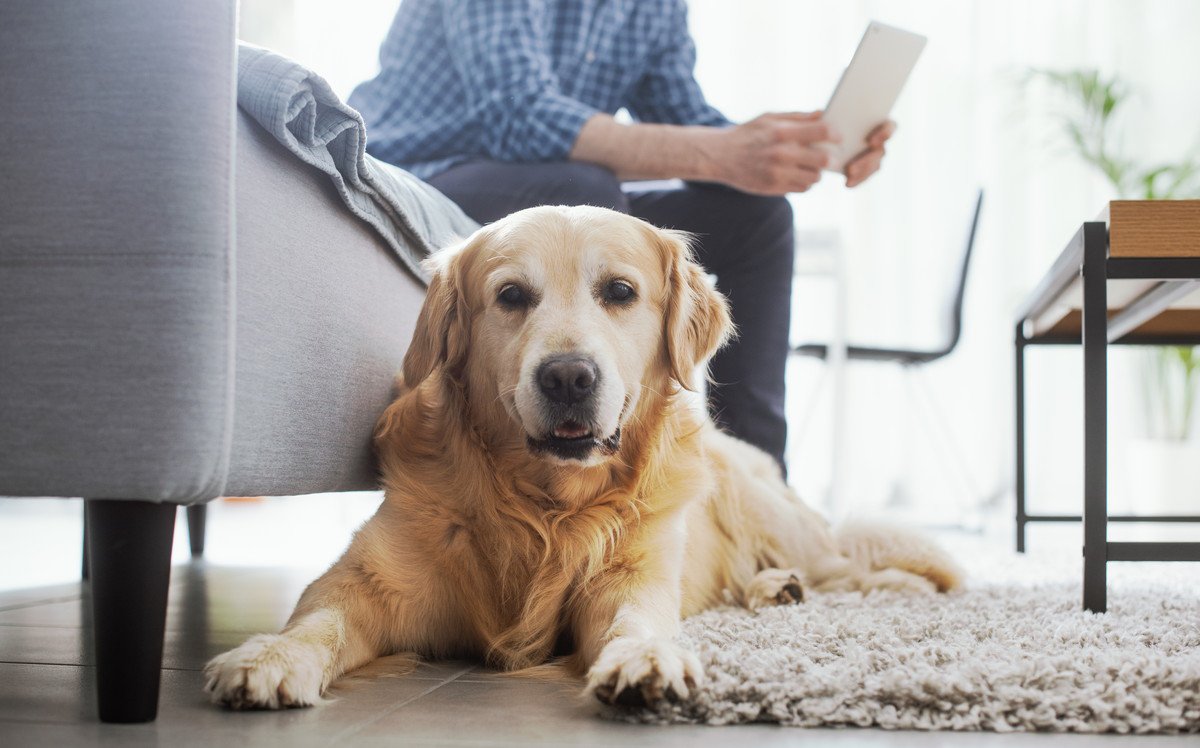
left=403, top=205, right=732, bottom=466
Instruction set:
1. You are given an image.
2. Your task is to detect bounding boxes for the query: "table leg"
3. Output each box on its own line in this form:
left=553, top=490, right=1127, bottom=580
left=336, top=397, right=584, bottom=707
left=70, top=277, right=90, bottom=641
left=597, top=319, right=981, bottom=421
left=1015, top=326, right=1027, bottom=553
left=1081, top=223, right=1109, bottom=613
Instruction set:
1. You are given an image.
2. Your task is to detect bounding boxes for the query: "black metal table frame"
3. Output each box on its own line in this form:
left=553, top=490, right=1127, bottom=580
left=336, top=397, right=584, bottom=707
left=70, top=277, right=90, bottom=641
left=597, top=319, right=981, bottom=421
left=1014, top=221, right=1200, bottom=612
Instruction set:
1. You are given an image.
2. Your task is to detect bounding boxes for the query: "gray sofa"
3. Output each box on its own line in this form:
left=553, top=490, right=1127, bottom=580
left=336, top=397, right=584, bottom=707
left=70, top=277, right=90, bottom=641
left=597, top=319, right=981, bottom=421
left=0, top=0, right=428, bottom=723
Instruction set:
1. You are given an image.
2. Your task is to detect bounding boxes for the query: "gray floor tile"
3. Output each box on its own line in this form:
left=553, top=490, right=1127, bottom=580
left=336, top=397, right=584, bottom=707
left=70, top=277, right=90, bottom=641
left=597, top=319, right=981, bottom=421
left=0, top=661, right=467, bottom=746
left=0, top=564, right=314, bottom=634
left=165, top=564, right=317, bottom=634
left=0, top=599, right=88, bottom=629
left=0, top=625, right=90, bottom=668
left=0, top=583, right=83, bottom=611
left=452, top=665, right=576, bottom=683
left=345, top=678, right=796, bottom=746
left=340, top=656, right=480, bottom=684
left=0, top=598, right=288, bottom=639
left=5, top=656, right=1192, bottom=748
left=0, top=627, right=476, bottom=679
left=1, top=561, right=1197, bottom=747
left=0, top=623, right=261, bottom=670
left=0, top=662, right=94, bottom=725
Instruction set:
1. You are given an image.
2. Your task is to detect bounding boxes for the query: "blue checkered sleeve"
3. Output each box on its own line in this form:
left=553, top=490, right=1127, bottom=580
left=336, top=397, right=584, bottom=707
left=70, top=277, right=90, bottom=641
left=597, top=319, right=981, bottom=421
left=625, top=0, right=731, bottom=128
left=441, top=0, right=601, bottom=162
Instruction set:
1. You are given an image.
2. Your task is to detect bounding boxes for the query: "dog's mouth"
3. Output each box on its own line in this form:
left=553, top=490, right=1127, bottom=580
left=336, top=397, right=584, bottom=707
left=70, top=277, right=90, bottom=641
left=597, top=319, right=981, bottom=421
left=527, top=420, right=621, bottom=461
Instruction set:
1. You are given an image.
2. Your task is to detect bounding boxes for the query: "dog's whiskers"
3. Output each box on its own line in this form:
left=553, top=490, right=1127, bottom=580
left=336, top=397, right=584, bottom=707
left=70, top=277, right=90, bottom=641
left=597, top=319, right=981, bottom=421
left=492, top=384, right=519, bottom=405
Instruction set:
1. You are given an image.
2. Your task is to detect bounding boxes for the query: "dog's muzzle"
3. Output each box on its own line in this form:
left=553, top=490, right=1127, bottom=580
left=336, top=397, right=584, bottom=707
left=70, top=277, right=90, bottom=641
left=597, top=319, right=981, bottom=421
left=527, top=355, right=620, bottom=461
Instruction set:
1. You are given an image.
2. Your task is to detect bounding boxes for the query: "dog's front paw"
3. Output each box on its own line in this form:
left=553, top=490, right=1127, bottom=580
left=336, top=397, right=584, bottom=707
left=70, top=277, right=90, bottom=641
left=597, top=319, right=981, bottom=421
left=204, top=634, right=327, bottom=710
left=746, top=568, right=806, bottom=610
left=584, top=637, right=703, bottom=708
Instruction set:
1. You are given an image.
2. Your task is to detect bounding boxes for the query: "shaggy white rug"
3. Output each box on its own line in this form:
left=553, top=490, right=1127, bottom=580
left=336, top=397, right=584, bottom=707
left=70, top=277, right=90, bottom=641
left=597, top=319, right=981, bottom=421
left=619, top=536, right=1200, bottom=733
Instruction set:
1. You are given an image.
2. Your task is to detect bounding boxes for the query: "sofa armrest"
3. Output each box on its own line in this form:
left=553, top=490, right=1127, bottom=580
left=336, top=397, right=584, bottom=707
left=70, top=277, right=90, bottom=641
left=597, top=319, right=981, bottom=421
left=222, top=111, right=426, bottom=497
left=0, top=0, right=238, bottom=501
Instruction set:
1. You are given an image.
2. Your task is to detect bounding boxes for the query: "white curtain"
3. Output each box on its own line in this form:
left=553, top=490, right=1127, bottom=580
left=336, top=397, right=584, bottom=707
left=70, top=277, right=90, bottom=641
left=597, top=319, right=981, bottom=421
left=686, top=0, right=1200, bottom=523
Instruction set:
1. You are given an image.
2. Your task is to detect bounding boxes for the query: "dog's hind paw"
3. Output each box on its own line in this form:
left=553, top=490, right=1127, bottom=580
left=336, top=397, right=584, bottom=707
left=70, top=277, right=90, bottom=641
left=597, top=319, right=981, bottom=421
left=584, top=636, right=703, bottom=708
left=204, top=634, right=327, bottom=710
left=746, top=568, right=806, bottom=610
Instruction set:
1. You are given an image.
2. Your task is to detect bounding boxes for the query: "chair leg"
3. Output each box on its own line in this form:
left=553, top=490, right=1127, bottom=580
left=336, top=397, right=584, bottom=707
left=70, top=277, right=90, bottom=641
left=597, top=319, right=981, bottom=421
left=86, top=499, right=176, bottom=723
left=909, top=368, right=981, bottom=500
left=1015, top=330, right=1028, bottom=553
left=186, top=504, right=207, bottom=558
left=790, top=363, right=831, bottom=467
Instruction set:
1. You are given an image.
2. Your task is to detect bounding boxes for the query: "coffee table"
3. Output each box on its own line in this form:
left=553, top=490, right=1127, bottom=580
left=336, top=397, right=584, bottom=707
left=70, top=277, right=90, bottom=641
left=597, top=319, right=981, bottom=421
left=1014, top=200, right=1200, bottom=611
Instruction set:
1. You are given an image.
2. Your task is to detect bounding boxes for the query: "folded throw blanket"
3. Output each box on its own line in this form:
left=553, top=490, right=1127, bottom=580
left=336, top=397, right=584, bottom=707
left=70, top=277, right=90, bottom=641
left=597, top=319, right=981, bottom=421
left=236, top=44, right=479, bottom=284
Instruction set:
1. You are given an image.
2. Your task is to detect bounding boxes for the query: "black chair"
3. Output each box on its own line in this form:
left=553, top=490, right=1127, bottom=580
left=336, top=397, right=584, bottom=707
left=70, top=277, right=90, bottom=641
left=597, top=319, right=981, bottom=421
left=793, top=189, right=984, bottom=366
left=791, top=190, right=985, bottom=510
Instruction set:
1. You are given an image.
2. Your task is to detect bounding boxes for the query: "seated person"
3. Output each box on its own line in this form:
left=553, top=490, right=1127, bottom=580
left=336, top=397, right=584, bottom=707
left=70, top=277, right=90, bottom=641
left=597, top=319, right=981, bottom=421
left=349, top=0, right=893, bottom=472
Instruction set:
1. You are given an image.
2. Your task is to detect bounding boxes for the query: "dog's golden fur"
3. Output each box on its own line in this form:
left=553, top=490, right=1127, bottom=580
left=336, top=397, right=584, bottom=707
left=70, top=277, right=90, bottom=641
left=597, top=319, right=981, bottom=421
left=205, top=206, right=962, bottom=709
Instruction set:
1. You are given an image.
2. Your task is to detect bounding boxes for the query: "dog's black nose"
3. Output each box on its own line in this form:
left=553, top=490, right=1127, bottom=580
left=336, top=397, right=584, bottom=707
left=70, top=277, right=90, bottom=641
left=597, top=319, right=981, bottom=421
left=537, top=356, right=599, bottom=405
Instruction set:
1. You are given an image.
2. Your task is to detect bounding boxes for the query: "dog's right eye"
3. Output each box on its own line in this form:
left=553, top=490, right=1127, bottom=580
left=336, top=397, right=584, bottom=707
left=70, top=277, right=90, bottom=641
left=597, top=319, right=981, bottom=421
left=497, top=284, right=528, bottom=308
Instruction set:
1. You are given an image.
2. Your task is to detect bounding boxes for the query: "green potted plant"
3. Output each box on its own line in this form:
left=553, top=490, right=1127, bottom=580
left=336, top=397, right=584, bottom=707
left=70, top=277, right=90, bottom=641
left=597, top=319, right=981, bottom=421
left=1031, top=69, right=1200, bottom=514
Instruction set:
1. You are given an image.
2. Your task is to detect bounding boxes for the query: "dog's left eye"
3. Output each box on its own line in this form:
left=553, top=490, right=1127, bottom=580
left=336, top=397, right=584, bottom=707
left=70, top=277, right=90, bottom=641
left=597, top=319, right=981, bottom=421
left=602, top=280, right=636, bottom=305
left=497, top=284, right=529, bottom=308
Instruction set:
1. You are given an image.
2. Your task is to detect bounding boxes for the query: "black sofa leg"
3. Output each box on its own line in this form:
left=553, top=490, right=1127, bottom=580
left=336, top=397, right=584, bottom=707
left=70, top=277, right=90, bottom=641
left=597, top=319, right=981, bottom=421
left=186, top=504, right=207, bottom=558
left=89, top=503, right=206, bottom=573
left=81, top=505, right=90, bottom=580
left=86, top=499, right=176, bottom=723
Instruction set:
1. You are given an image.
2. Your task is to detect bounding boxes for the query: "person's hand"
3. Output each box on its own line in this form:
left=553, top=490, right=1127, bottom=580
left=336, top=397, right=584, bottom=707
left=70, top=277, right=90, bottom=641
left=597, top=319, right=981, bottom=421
left=711, top=112, right=841, bottom=195
left=843, top=120, right=895, bottom=188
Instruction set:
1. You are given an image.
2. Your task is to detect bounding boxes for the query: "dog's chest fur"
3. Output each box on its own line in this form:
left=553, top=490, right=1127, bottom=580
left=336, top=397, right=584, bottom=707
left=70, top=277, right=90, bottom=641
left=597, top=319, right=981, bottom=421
left=373, top=376, right=703, bottom=668
left=428, top=481, right=644, bottom=668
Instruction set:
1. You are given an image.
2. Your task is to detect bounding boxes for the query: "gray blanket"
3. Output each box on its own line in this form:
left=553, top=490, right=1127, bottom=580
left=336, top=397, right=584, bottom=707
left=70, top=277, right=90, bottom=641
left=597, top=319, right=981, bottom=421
left=237, top=44, right=479, bottom=283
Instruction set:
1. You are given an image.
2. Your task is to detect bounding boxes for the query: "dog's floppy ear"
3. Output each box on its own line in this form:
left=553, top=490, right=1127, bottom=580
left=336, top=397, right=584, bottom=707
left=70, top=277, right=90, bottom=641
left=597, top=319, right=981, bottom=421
left=402, top=241, right=473, bottom=387
left=660, top=229, right=734, bottom=389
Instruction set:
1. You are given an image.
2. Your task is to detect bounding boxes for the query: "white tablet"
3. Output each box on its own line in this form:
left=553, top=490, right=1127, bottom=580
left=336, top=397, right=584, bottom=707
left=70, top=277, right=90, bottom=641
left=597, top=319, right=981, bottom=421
left=820, top=21, right=926, bottom=173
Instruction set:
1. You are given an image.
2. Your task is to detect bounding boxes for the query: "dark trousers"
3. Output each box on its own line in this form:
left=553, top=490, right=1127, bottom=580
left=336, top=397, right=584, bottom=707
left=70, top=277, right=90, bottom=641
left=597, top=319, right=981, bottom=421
left=427, top=160, right=795, bottom=472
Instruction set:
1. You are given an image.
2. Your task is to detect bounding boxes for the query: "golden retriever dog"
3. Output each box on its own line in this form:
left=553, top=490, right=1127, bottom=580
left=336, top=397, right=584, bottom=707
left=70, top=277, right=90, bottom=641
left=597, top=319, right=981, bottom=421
left=205, top=205, right=962, bottom=710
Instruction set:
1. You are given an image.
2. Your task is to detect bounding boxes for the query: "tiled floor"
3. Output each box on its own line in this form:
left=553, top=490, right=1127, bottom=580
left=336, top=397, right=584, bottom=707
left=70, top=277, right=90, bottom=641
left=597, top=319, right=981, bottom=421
left=1, top=498, right=1195, bottom=746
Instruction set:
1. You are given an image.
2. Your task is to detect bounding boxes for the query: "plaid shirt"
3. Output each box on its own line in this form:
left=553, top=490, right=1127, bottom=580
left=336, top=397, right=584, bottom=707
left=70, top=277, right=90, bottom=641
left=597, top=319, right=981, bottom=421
left=348, top=0, right=730, bottom=180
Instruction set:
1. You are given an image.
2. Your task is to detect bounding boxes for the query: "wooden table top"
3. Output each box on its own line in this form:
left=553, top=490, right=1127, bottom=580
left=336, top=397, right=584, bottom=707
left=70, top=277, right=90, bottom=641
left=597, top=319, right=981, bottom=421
left=1019, top=200, right=1200, bottom=344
